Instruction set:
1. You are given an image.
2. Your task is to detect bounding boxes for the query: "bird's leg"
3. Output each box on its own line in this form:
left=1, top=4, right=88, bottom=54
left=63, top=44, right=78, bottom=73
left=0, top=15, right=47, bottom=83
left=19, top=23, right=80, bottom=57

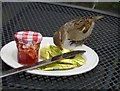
left=70, top=37, right=89, bottom=46
left=80, top=37, right=89, bottom=45
left=70, top=40, right=82, bottom=46
left=70, top=40, right=77, bottom=45
left=74, top=41, right=83, bottom=46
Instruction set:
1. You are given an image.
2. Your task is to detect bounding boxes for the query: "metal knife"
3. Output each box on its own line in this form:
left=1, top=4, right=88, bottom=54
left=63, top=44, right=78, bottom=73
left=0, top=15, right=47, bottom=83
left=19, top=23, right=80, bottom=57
left=0, top=50, right=85, bottom=78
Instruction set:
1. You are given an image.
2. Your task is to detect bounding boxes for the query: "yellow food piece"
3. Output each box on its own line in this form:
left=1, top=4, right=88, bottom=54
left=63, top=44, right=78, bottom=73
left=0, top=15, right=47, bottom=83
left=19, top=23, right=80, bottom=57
left=37, top=63, right=76, bottom=70
left=58, top=59, right=79, bottom=66
left=49, top=45, right=62, bottom=57
left=40, top=46, right=51, bottom=60
left=38, top=45, right=86, bottom=71
left=73, top=54, right=86, bottom=65
left=62, top=48, right=72, bottom=53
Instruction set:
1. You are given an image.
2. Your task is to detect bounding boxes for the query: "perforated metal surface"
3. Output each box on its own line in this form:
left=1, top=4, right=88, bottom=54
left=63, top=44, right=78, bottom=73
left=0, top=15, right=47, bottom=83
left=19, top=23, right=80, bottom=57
left=1, top=2, right=120, bottom=89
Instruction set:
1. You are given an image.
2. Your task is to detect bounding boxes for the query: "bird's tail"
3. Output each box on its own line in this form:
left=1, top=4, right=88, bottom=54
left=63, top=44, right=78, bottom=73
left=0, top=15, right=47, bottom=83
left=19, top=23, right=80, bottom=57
left=92, top=16, right=104, bottom=21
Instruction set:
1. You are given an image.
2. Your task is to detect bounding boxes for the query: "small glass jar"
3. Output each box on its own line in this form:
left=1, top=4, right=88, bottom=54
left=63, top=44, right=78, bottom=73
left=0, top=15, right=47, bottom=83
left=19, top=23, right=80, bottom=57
left=14, top=31, right=42, bottom=65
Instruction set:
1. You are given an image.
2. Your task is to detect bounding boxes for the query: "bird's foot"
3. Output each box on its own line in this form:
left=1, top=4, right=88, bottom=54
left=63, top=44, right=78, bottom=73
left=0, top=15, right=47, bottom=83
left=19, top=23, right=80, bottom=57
left=70, top=40, right=83, bottom=46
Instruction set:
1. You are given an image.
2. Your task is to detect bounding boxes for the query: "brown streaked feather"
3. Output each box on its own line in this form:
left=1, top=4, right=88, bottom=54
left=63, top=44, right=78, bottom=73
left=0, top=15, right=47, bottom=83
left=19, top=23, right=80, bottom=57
left=53, top=16, right=104, bottom=49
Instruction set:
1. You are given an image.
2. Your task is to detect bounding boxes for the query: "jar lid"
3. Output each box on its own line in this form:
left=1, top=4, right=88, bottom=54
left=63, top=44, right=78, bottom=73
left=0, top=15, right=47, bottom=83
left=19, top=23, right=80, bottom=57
left=14, top=31, right=42, bottom=44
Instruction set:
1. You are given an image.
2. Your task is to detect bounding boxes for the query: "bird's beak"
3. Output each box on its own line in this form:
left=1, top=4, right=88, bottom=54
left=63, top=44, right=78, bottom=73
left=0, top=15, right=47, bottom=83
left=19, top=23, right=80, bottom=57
left=59, top=43, right=64, bottom=50
left=53, top=31, right=64, bottom=50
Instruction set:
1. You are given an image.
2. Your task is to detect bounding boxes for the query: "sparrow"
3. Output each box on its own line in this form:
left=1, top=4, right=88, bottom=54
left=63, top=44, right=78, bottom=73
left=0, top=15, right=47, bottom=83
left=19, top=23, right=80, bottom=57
left=53, top=16, right=104, bottom=50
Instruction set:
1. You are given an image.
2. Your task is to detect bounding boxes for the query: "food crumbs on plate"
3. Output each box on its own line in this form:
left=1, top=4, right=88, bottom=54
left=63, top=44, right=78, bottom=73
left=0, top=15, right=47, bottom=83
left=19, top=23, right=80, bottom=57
left=37, top=45, right=86, bottom=71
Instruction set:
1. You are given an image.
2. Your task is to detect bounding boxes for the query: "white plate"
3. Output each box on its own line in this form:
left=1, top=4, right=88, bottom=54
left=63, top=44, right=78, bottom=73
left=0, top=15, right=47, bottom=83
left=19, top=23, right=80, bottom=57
left=0, top=37, right=99, bottom=76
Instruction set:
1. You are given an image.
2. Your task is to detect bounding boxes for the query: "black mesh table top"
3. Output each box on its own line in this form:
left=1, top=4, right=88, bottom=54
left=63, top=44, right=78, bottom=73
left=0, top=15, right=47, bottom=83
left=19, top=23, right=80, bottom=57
left=1, top=2, right=120, bottom=90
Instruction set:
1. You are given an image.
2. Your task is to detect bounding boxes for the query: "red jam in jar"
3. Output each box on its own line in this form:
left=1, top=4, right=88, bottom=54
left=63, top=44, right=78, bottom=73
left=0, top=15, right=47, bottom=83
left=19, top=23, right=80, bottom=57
left=14, top=30, right=42, bottom=65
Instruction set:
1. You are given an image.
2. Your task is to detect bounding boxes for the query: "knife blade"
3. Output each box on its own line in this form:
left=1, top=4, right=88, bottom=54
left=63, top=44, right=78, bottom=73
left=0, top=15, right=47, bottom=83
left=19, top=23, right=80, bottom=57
left=0, top=50, right=85, bottom=78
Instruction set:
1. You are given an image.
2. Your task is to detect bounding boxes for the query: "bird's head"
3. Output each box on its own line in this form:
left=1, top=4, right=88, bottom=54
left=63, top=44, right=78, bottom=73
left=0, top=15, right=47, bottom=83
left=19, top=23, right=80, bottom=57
left=53, top=30, right=65, bottom=50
